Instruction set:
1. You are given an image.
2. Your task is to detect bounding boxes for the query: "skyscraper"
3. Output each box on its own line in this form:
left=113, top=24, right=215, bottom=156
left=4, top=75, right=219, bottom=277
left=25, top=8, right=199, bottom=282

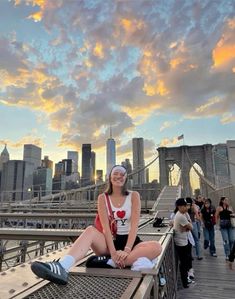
left=33, top=167, right=52, bottom=196
left=132, top=138, right=145, bottom=187
left=67, top=151, right=78, bottom=173
left=82, top=144, right=92, bottom=186
left=0, top=145, right=10, bottom=171
left=41, top=155, right=53, bottom=171
left=23, top=144, right=42, bottom=170
left=1, top=160, right=34, bottom=201
left=91, top=151, right=96, bottom=183
left=106, top=128, right=116, bottom=177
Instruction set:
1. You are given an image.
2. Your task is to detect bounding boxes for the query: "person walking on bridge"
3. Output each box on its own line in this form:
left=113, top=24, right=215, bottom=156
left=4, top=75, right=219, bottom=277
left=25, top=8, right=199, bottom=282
left=215, top=196, right=235, bottom=260
left=31, top=165, right=162, bottom=285
left=200, top=198, right=217, bottom=257
left=173, top=198, right=193, bottom=288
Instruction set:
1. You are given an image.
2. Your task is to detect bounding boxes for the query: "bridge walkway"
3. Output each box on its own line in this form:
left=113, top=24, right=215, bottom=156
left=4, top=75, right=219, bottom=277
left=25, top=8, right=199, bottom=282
left=177, top=229, right=235, bottom=299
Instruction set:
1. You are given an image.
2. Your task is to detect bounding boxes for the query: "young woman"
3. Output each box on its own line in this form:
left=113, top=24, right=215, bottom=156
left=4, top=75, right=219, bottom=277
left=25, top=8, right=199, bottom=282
left=186, top=197, right=203, bottom=260
left=31, top=165, right=162, bottom=284
left=215, top=196, right=235, bottom=260
left=200, top=198, right=217, bottom=257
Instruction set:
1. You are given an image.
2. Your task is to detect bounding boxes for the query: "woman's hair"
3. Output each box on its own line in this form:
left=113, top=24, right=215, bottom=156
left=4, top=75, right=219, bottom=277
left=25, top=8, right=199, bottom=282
left=205, top=198, right=212, bottom=204
left=105, top=165, right=129, bottom=195
left=219, top=196, right=227, bottom=207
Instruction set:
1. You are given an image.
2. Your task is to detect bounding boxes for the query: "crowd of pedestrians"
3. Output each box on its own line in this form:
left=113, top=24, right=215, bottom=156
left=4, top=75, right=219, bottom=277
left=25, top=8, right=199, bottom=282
left=172, top=195, right=235, bottom=288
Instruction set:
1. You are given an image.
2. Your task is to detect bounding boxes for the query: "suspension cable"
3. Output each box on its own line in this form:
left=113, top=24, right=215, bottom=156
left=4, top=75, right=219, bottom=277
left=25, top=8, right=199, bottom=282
left=185, top=149, right=217, bottom=191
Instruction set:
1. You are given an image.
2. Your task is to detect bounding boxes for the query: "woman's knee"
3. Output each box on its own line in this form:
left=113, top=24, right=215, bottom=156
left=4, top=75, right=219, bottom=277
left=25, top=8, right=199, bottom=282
left=153, top=241, right=162, bottom=256
left=146, top=241, right=162, bottom=256
left=84, top=225, right=98, bottom=236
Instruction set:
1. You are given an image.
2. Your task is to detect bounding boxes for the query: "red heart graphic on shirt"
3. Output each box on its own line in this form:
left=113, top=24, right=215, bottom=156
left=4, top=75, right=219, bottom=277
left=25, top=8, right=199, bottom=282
left=117, top=210, right=126, bottom=219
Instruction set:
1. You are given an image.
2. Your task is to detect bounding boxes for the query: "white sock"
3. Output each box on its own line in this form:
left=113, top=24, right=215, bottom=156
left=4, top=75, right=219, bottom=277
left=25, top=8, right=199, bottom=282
left=107, top=258, right=116, bottom=268
left=59, top=255, right=75, bottom=271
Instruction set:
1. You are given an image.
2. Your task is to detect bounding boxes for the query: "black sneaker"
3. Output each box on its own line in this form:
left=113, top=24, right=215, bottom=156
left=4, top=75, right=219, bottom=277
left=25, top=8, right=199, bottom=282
left=86, top=255, right=113, bottom=268
left=31, top=260, right=68, bottom=285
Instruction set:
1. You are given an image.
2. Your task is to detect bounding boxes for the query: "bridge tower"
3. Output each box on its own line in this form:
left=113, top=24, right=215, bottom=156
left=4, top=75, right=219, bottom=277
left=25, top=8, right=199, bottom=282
left=158, top=144, right=215, bottom=197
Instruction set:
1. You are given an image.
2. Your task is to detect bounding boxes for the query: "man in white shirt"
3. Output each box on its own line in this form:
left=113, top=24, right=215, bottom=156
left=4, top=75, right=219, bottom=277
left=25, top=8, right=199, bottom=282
left=173, top=198, right=193, bottom=288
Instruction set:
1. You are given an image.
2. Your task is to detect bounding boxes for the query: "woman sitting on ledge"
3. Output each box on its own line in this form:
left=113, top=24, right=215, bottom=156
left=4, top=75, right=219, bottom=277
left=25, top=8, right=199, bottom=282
left=31, top=165, right=162, bottom=285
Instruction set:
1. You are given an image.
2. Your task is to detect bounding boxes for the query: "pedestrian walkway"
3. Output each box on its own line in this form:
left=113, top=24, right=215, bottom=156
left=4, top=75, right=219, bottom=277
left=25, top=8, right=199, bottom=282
left=177, top=228, right=235, bottom=299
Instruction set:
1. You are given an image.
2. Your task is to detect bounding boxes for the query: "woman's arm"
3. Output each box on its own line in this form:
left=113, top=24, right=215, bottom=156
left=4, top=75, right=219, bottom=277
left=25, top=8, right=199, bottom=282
left=215, top=206, right=222, bottom=224
left=97, top=193, right=116, bottom=256
left=193, top=203, right=200, bottom=220
left=125, top=191, right=141, bottom=251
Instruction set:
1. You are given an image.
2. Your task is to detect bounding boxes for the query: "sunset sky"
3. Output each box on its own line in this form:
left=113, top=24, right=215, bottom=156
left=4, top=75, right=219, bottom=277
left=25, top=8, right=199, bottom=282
left=0, top=0, right=235, bottom=180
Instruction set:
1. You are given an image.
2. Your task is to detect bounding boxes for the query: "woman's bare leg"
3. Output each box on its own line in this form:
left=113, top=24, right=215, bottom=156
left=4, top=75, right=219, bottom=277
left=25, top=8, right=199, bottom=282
left=125, top=241, right=162, bottom=266
left=67, top=226, right=109, bottom=262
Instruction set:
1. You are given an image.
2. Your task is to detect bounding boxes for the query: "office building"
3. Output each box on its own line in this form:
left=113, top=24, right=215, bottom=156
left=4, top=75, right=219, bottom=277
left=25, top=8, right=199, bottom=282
left=33, top=167, right=52, bottom=196
left=1, top=160, right=34, bottom=201
left=62, top=159, right=73, bottom=176
left=0, top=145, right=10, bottom=171
left=227, top=140, right=235, bottom=186
left=106, top=130, right=116, bottom=177
left=67, top=151, right=79, bottom=173
left=82, top=144, right=92, bottom=186
left=132, top=138, right=145, bottom=187
left=23, top=144, right=42, bottom=170
left=41, top=156, right=53, bottom=171
left=91, top=151, right=96, bottom=183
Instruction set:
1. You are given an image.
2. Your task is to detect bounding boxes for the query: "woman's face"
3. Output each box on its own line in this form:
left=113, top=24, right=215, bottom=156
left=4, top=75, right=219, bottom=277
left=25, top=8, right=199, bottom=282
left=110, top=169, right=127, bottom=187
left=223, top=197, right=229, bottom=205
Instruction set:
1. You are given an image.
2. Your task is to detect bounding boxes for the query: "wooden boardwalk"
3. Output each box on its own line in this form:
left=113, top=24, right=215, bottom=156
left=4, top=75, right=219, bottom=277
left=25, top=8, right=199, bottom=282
left=177, top=229, right=235, bottom=299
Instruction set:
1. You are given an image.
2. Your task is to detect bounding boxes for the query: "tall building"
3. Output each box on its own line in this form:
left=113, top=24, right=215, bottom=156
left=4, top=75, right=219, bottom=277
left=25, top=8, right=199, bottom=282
left=82, top=144, right=92, bottom=186
left=0, top=145, right=10, bottom=171
left=106, top=128, right=116, bottom=177
left=91, top=151, right=96, bottom=183
left=62, top=159, right=73, bottom=176
left=132, top=138, right=145, bottom=187
left=213, top=144, right=230, bottom=187
left=54, top=161, right=64, bottom=177
left=33, top=167, right=52, bottom=196
left=41, top=155, right=53, bottom=171
left=67, top=151, right=79, bottom=173
left=227, top=140, right=235, bottom=186
left=1, top=160, right=34, bottom=201
left=23, top=144, right=42, bottom=170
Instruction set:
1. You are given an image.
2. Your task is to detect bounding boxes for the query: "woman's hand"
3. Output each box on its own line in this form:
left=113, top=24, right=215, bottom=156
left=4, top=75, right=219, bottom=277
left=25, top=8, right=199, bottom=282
left=114, top=250, right=129, bottom=268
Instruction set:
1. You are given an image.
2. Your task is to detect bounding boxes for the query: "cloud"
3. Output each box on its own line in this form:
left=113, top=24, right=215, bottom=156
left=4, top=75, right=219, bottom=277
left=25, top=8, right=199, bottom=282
left=160, top=121, right=176, bottom=132
left=0, top=132, right=44, bottom=149
left=1, top=0, right=235, bottom=159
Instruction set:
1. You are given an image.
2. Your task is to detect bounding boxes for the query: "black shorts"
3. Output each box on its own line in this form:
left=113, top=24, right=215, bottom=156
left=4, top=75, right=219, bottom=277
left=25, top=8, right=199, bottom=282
left=113, top=234, right=142, bottom=251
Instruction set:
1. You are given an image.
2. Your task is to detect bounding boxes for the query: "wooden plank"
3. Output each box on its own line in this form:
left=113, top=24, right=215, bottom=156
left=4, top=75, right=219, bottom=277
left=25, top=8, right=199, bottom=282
left=177, top=230, right=235, bottom=299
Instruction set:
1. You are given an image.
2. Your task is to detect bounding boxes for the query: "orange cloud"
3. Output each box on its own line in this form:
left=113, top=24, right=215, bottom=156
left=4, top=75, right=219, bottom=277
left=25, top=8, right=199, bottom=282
left=213, top=18, right=235, bottom=68
left=0, top=134, right=44, bottom=149
left=143, top=80, right=169, bottom=96
left=93, top=42, right=104, bottom=59
left=122, top=102, right=161, bottom=124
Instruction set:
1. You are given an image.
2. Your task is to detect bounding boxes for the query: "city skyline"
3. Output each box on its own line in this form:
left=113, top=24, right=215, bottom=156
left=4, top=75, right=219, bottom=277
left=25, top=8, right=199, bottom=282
left=0, top=1, right=235, bottom=178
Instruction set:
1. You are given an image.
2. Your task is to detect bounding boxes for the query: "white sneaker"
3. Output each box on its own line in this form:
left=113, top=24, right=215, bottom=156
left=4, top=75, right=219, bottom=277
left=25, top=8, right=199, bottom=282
left=131, top=257, right=155, bottom=271
left=188, top=268, right=195, bottom=280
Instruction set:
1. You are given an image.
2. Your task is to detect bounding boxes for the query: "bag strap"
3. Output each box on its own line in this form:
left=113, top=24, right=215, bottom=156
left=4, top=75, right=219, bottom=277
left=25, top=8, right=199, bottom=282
left=104, top=193, right=113, bottom=218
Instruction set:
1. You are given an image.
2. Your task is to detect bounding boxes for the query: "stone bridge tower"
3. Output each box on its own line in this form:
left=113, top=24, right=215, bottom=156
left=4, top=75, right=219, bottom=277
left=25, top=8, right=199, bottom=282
left=158, top=144, right=215, bottom=197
